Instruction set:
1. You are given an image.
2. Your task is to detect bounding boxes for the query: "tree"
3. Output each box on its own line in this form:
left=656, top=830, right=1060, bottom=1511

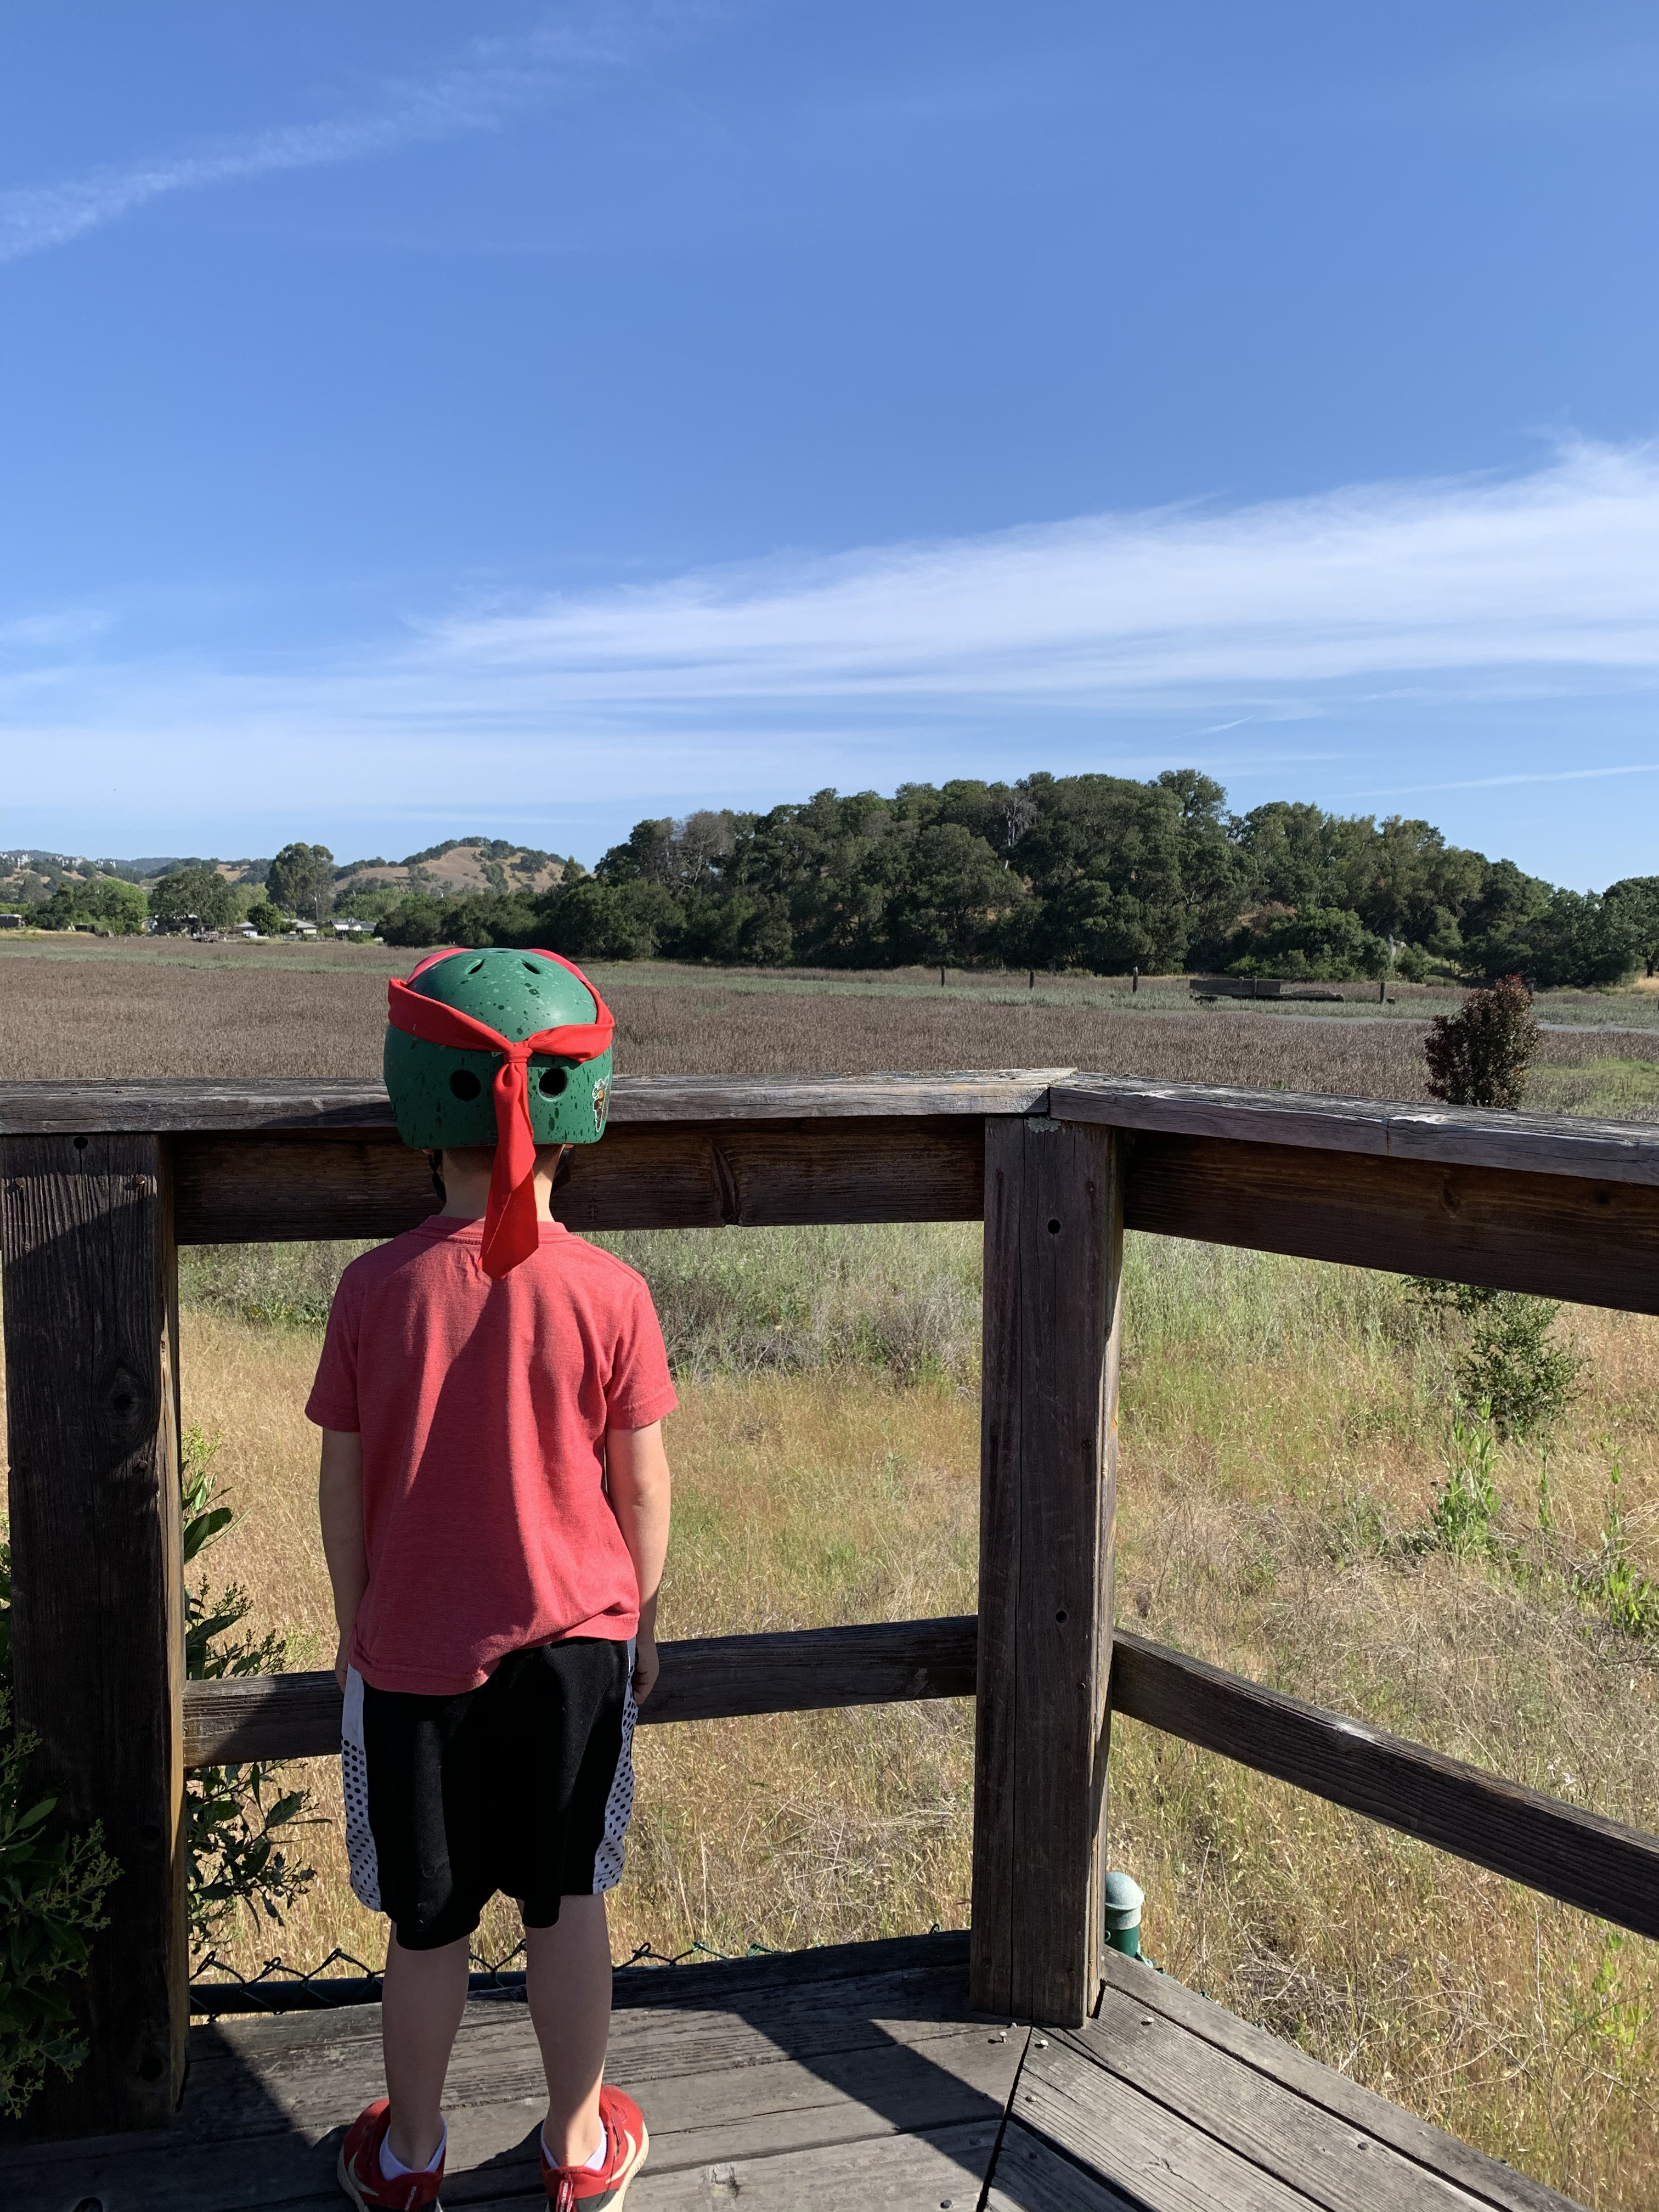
left=245, top=901, right=286, bottom=935
left=1605, top=876, right=1659, bottom=978
left=1424, top=975, right=1539, bottom=1110
left=265, top=842, right=336, bottom=921
left=148, top=866, right=238, bottom=935
left=76, top=877, right=148, bottom=934
left=1463, top=887, right=1637, bottom=989
left=1226, top=904, right=1389, bottom=980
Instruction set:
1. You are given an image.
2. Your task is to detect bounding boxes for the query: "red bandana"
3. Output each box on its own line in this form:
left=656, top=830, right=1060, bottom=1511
left=387, top=949, right=615, bottom=1279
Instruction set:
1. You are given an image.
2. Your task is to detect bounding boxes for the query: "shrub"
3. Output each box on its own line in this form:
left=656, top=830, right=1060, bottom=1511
left=0, top=1556, right=119, bottom=2117
left=1424, top=974, right=1539, bottom=1110
left=180, top=1430, right=315, bottom=1953
left=1409, top=1278, right=1583, bottom=1444
left=0, top=1433, right=315, bottom=2119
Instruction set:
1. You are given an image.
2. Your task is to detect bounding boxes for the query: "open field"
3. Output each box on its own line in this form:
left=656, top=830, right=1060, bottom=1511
left=5, top=941, right=1659, bottom=2203
left=2, top=936, right=1658, bottom=1093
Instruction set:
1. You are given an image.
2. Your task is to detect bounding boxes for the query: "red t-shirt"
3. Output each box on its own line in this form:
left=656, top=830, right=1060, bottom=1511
left=306, top=1217, right=678, bottom=1696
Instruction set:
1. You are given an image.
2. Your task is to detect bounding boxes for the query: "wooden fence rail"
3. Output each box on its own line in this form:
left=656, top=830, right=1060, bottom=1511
left=180, top=1620, right=1659, bottom=1945
left=3, top=1067, right=1658, bottom=2135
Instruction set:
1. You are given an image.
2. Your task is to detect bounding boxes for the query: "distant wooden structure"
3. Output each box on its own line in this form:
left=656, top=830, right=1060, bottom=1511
left=2, top=1069, right=1656, bottom=2200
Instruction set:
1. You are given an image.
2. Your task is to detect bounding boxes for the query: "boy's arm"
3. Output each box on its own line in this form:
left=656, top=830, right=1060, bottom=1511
left=318, top=1428, right=368, bottom=1691
left=605, top=1419, right=672, bottom=1703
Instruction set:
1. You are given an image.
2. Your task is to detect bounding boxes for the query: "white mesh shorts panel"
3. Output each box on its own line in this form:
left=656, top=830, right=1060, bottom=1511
left=341, top=1666, right=383, bottom=1913
left=591, top=1639, right=637, bottom=1893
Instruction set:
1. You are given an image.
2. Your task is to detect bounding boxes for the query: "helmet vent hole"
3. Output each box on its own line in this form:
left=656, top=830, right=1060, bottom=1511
left=538, top=1065, right=569, bottom=1098
left=466, top=959, right=486, bottom=975
left=449, top=1070, right=482, bottom=1101
left=523, top=960, right=541, bottom=974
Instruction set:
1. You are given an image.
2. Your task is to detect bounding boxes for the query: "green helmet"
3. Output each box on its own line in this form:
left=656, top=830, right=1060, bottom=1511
left=383, top=947, right=613, bottom=1150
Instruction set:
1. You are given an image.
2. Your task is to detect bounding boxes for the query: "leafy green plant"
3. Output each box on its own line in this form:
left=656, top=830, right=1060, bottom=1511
left=1428, top=1403, right=1502, bottom=1555
left=1408, top=1279, right=1582, bottom=1444
left=0, top=1556, right=120, bottom=2117
left=1578, top=1458, right=1659, bottom=1640
left=180, top=1429, right=315, bottom=1953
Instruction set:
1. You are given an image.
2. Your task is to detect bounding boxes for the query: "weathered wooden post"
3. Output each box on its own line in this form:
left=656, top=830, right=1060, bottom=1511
left=0, top=1133, right=188, bottom=2131
left=970, top=1111, right=1121, bottom=2024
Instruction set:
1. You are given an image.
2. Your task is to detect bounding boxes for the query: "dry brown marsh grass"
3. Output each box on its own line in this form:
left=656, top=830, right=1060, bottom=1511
left=3, top=940, right=1656, bottom=1096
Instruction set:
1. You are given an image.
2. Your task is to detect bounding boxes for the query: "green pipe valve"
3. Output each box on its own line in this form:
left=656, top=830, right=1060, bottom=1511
left=1102, top=1870, right=1144, bottom=1959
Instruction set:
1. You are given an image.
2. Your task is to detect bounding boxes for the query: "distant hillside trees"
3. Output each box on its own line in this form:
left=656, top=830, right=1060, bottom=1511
left=1606, top=876, right=1659, bottom=978
left=149, top=866, right=239, bottom=935
left=265, top=842, right=335, bottom=921
left=362, top=771, right=1650, bottom=989
left=31, top=876, right=148, bottom=934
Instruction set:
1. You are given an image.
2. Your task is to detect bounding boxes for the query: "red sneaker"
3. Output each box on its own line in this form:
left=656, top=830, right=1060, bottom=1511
left=337, top=2098, right=445, bottom=2210
left=540, top=2085, right=649, bottom=2208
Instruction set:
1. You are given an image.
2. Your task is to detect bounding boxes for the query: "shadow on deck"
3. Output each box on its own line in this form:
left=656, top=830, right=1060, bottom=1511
left=1, top=1933, right=1577, bottom=2211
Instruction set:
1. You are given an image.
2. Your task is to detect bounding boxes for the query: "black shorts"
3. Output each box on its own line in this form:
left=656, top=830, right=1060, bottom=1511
left=341, top=1638, right=637, bottom=1952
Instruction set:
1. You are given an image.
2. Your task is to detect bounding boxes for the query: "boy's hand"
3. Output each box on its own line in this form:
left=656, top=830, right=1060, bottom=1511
left=334, top=1629, right=352, bottom=1692
left=633, top=1632, right=660, bottom=1705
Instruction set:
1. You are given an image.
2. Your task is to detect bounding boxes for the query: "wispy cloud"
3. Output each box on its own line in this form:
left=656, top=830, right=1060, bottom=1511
left=413, top=440, right=1659, bottom=714
left=1347, top=763, right=1659, bottom=800
left=0, top=12, right=641, bottom=263
left=4, top=443, right=1659, bottom=865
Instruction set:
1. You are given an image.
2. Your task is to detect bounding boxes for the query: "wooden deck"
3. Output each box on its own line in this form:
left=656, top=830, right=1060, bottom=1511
left=2, top=1934, right=1577, bottom=2212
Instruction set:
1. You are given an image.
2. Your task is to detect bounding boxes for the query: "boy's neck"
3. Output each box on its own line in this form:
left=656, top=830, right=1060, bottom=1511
left=439, top=1149, right=563, bottom=1224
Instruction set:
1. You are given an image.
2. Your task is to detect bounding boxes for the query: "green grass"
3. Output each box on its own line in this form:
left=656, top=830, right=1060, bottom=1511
left=1527, top=1056, right=1659, bottom=1118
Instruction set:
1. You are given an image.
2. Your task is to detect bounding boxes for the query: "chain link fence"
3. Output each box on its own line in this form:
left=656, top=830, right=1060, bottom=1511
left=189, top=1935, right=783, bottom=2015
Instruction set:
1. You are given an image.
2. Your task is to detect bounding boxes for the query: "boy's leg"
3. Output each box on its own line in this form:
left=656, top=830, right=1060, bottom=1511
left=525, top=1894, right=613, bottom=2166
left=382, top=1931, right=471, bottom=2170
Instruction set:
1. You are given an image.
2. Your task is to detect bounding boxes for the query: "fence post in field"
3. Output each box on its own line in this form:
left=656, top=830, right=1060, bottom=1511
left=0, top=1134, right=188, bottom=2132
left=970, top=1112, right=1121, bottom=2024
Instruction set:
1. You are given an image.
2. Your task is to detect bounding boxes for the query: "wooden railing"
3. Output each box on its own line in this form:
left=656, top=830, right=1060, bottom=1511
left=3, top=1068, right=1658, bottom=2134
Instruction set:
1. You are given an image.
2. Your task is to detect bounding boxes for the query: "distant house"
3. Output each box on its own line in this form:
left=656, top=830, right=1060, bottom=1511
left=331, top=918, right=370, bottom=938
left=292, top=920, right=318, bottom=936
left=0, top=912, right=24, bottom=929
left=235, top=921, right=261, bottom=938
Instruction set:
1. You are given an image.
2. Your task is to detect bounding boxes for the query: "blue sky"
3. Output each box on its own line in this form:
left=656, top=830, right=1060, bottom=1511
left=2, top=2, right=1658, bottom=882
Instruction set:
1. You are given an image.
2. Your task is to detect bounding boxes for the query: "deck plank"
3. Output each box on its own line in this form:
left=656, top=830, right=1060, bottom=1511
left=1093, top=1954, right=1578, bottom=2212
left=985, top=2120, right=1156, bottom=2211
left=0, top=1936, right=1586, bottom=2212
left=1008, top=2035, right=1323, bottom=2210
left=1069, top=1983, right=1493, bottom=2212
left=0, top=1945, right=1021, bottom=2212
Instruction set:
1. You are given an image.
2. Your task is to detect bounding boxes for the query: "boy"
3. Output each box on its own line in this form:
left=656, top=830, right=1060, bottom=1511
left=307, top=947, right=675, bottom=2211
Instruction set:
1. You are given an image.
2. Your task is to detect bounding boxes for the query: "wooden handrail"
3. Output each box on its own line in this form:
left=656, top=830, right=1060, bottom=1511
left=182, top=1618, right=1659, bottom=1944
left=182, top=1617, right=982, bottom=1763
left=0, top=1070, right=1071, bottom=1134
left=4, top=1066, right=1656, bottom=1182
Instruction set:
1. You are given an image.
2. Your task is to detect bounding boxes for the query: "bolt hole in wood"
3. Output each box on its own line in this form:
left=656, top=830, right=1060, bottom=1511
left=72, top=1133, right=87, bottom=1150
left=1055, top=1610, right=1068, bottom=1623
left=1047, top=1216, right=1060, bottom=1233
